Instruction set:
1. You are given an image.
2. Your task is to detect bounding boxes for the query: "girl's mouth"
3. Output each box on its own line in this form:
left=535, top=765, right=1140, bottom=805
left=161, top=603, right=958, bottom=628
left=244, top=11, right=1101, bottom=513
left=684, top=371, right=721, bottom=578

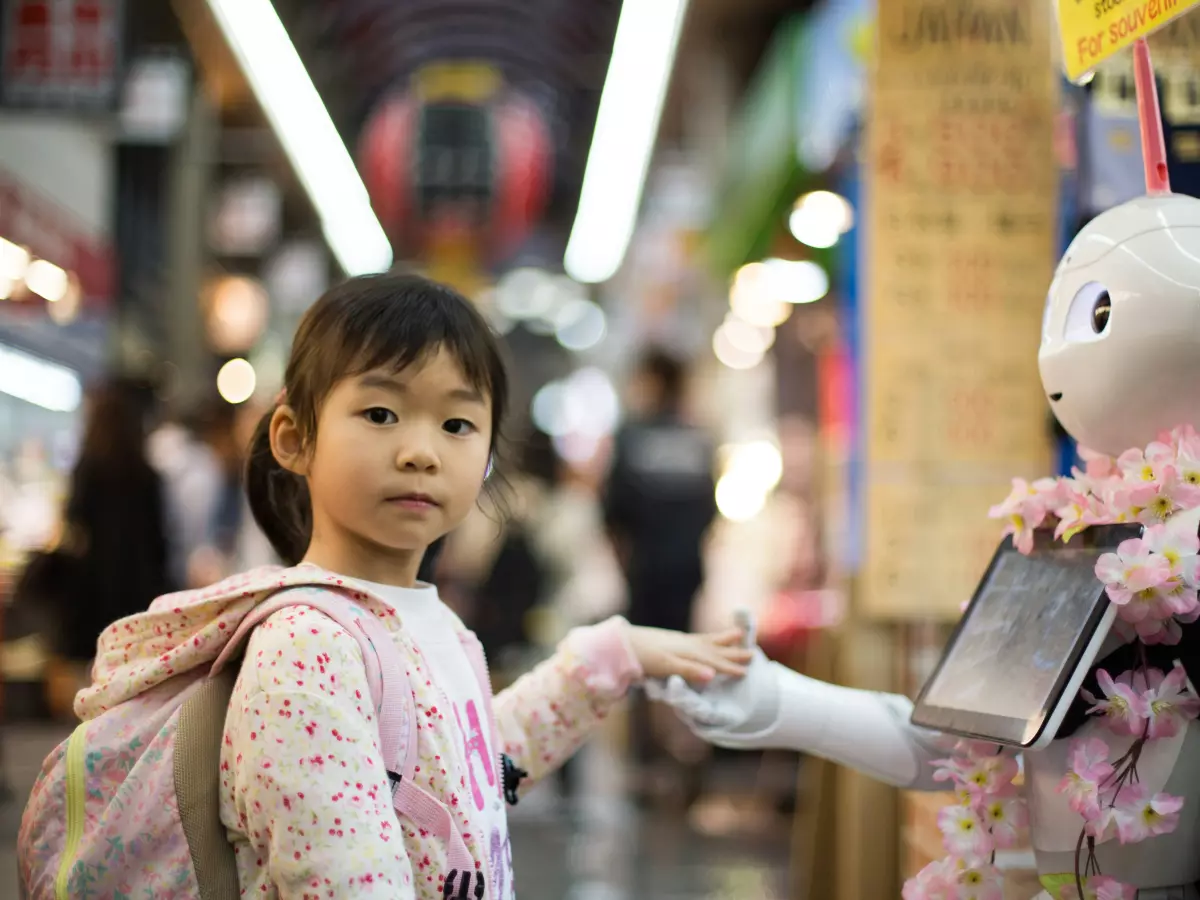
left=388, top=492, right=440, bottom=511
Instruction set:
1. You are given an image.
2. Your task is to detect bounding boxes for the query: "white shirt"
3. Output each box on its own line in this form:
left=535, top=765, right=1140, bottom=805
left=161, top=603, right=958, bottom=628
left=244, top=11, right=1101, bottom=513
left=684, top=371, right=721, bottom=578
left=355, top=578, right=514, bottom=899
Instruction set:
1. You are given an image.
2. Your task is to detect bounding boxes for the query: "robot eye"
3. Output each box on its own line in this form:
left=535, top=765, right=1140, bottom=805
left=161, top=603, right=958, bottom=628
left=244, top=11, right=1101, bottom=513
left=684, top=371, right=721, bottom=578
left=1092, top=291, right=1111, bottom=333
left=1063, top=282, right=1111, bottom=342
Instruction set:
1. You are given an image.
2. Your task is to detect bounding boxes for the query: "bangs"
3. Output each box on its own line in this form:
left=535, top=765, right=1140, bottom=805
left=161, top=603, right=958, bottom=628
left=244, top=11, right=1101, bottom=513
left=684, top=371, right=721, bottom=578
left=301, top=275, right=504, bottom=409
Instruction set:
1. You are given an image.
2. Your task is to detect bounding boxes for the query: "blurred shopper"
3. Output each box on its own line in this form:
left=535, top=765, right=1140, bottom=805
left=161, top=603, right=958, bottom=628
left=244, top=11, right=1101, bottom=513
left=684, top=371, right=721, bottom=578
left=151, top=397, right=277, bottom=588
left=603, top=347, right=718, bottom=804
left=27, top=378, right=173, bottom=714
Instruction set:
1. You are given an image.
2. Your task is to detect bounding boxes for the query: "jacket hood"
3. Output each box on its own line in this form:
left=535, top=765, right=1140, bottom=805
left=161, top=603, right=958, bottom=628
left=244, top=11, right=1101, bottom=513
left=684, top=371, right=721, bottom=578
left=75, top=565, right=385, bottom=720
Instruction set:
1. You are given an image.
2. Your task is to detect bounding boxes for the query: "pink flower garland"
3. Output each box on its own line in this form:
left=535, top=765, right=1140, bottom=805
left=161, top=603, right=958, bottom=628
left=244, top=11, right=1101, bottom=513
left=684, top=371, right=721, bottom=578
left=903, top=425, right=1200, bottom=900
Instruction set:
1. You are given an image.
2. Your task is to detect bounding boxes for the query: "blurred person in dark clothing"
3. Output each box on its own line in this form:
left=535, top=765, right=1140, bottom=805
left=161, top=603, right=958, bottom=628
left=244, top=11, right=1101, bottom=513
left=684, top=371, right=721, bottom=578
left=604, top=348, right=716, bottom=632
left=603, top=347, right=718, bottom=803
left=55, top=378, right=173, bottom=672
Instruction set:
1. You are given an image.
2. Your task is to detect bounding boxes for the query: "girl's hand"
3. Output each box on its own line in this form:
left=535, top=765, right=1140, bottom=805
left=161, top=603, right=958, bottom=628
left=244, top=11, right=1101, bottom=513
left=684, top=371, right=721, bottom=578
left=625, top=623, right=753, bottom=684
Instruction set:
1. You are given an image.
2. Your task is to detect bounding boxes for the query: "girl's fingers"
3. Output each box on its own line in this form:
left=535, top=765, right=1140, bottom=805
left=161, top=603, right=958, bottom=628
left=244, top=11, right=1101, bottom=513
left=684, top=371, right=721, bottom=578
left=700, top=651, right=749, bottom=678
left=710, top=628, right=748, bottom=647
left=675, top=659, right=718, bottom=684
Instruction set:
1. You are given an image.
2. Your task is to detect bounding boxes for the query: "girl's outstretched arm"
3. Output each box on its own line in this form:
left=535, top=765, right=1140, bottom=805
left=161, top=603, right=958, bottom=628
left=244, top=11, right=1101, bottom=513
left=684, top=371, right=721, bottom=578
left=222, top=606, right=416, bottom=898
left=492, top=617, right=750, bottom=784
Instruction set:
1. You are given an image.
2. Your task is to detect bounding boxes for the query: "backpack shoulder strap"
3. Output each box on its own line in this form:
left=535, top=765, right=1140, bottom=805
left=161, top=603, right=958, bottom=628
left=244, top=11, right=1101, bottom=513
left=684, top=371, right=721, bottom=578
left=210, top=587, right=418, bottom=782
left=205, top=586, right=475, bottom=876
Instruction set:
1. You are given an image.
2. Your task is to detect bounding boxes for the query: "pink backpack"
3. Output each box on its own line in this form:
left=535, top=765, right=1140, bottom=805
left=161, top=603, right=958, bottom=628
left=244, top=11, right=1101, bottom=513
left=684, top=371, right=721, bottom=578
left=18, top=583, right=480, bottom=900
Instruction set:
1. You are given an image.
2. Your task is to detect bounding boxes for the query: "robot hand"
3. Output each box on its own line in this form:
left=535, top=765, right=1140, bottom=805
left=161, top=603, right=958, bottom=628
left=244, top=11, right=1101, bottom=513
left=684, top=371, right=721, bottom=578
left=644, top=609, right=784, bottom=748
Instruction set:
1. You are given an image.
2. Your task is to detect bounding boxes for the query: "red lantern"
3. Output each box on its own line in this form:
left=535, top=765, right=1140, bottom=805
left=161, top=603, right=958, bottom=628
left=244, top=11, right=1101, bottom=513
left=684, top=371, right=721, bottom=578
left=359, top=85, right=552, bottom=268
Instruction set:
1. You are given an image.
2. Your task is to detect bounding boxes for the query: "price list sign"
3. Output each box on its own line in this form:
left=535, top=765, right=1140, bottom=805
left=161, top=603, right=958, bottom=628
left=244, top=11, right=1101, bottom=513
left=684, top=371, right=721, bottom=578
left=861, top=0, right=1058, bottom=619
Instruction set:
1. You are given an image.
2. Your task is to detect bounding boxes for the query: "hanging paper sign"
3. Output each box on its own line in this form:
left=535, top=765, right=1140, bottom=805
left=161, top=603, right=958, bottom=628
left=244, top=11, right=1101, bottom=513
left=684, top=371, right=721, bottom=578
left=1057, top=0, right=1200, bottom=81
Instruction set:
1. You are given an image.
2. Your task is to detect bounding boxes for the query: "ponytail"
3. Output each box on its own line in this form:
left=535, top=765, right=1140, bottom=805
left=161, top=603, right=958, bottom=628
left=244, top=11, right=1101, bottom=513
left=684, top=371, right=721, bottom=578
left=244, top=408, right=312, bottom=566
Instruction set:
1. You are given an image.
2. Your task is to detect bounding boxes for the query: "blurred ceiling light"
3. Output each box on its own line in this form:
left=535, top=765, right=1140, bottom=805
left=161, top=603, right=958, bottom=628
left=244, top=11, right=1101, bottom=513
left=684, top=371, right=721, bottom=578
left=0, top=238, right=30, bottom=282
left=713, top=325, right=765, bottom=370
left=714, top=439, right=783, bottom=522
left=0, top=343, right=82, bottom=412
left=555, top=300, right=607, bottom=352
left=788, top=190, right=855, bottom=249
left=730, top=291, right=791, bottom=329
left=563, top=0, right=689, bottom=284
left=721, top=315, right=775, bottom=355
left=715, top=471, right=767, bottom=522
left=764, top=257, right=830, bottom=305
left=496, top=268, right=555, bottom=320
left=25, top=259, right=70, bottom=302
left=208, top=275, right=270, bottom=353
left=47, top=278, right=82, bottom=325
left=0, top=277, right=15, bottom=300
left=726, top=440, right=784, bottom=492
left=531, top=368, right=621, bottom=438
left=216, top=357, right=257, bottom=404
left=205, top=0, right=391, bottom=276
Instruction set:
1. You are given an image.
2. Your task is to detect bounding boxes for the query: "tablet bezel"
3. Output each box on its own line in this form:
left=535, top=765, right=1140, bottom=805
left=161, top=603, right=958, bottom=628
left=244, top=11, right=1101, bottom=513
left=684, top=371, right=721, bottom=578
left=910, top=523, right=1142, bottom=749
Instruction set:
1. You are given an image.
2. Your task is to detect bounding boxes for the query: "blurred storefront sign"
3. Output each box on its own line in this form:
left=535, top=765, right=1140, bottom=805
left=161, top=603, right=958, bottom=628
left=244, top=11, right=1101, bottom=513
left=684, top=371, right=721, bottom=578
left=0, top=165, right=112, bottom=304
left=860, top=0, right=1057, bottom=621
left=0, top=0, right=123, bottom=111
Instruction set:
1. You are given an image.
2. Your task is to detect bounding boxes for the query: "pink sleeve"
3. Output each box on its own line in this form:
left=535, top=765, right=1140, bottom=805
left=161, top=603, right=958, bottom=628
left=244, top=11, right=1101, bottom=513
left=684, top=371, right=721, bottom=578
left=491, top=616, right=642, bottom=783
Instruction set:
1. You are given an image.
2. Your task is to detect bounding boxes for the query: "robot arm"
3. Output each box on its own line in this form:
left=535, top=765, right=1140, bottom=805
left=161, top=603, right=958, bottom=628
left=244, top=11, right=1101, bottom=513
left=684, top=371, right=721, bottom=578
left=649, top=651, right=950, bottom=790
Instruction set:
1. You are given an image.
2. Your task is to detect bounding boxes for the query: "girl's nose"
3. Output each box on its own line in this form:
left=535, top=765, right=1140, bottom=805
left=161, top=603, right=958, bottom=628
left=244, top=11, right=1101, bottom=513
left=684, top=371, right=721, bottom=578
left=396, top=435, right=439, bottom=472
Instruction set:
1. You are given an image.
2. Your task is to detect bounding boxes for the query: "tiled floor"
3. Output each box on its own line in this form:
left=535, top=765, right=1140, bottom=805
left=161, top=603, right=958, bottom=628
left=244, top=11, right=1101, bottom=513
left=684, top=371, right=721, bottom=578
left=0, top=722, right=794, bottom=899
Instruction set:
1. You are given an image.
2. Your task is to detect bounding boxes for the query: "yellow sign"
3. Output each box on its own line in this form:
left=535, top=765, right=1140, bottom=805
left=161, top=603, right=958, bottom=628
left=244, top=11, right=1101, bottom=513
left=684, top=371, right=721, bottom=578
left=1057, top=0, right=1200, bottom=80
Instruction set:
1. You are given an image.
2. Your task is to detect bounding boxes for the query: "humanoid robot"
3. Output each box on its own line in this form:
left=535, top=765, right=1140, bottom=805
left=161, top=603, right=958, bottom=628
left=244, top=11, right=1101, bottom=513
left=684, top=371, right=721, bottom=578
left=654, top=39, right=1200, bottom=900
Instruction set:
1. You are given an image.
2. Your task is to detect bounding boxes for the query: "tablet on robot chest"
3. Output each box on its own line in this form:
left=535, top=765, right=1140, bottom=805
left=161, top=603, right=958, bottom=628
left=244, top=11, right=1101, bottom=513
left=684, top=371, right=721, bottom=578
left=911, top=524, right=1139, bottom=750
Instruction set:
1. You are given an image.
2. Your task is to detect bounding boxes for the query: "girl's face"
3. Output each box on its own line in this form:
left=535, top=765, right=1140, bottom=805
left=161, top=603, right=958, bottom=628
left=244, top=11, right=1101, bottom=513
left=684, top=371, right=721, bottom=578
left=297, top=348, right=493, bottom=575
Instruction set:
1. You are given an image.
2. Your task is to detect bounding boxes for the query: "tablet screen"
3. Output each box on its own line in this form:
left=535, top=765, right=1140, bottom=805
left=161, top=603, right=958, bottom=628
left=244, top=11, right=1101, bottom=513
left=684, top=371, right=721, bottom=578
left=913, top=525, right=1138, bottom=745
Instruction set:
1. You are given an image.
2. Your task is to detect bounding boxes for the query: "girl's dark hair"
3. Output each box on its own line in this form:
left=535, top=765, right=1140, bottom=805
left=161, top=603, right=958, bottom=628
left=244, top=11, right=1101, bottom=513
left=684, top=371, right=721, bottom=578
left=246, top=273, right=509, bottom=565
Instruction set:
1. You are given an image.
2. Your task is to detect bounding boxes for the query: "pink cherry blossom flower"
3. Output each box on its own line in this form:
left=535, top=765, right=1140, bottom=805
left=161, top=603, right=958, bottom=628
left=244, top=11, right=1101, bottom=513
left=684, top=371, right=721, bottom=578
left=1078, top=446, right=1117, bottom=480
left=1118, top=447, right=1159, bottom=483
left=902, top=858, right=957, bottom=900
left=1133, top=615, right=1183, bottom=646
left=1055, top=488, right=1107, bottom=541
left=1083, top=671, right=1149, bottom=736
left=1057, top=737, right=1114, bottom=818
left=1092, top=479, right=1158, bottom=525
left=1095, top=538, right=1172, bottom=606
left=1062, top=876, right=1137, bottom=900
left=980, top=793, right=1027, bottom=849
left=989, top=478, right=1048, bottom=554
left=1143, top=665, right=1200, bottom=739
left=955, top=863, right=1004, bottom=900
left=1114, top=582, right=1181, bottom=625
left=937, top=803, right=993, bottom=862
left=1142, top=519, right=1200, bottom=580
left=1173, top=427, right=1200, bottom=495
left=1113, top=785, right=1184, bottom=843
left=1139, top=466, right=1200, bottom=523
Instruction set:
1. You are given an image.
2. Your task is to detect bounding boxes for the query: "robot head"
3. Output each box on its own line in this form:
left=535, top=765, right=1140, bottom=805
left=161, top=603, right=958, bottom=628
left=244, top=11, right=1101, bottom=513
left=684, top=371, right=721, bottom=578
left=1039, top=193, right=1200, bottom=456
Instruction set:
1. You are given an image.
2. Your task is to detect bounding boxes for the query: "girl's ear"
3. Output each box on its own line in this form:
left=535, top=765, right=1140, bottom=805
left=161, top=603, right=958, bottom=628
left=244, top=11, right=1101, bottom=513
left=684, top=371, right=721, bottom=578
left=270, top=405, right=310, bottom=477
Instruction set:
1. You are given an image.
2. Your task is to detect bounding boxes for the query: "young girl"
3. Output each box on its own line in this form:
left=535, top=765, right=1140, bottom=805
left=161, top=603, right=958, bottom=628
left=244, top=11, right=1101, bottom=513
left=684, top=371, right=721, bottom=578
left=52, top=274, right=749, bottom=900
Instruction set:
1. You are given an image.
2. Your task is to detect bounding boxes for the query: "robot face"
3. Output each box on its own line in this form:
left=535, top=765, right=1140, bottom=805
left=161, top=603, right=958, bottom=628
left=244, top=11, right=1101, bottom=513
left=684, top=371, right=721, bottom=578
left=1039, top=195, right=1200, bottom=457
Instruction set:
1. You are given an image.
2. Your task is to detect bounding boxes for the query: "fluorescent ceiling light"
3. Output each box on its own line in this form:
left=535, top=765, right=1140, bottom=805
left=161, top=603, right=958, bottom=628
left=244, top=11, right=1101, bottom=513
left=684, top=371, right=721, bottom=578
left=564, top=0, right=689, bottom=284
left=206, top=0, right=392, bottom=276
left=0, top=343, right=82, bottom=412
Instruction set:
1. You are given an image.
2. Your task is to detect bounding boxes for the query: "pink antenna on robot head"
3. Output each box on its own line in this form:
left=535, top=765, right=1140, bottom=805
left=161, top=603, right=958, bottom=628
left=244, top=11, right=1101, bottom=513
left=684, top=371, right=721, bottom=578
left=1134, top=37, right=1171, bottom=195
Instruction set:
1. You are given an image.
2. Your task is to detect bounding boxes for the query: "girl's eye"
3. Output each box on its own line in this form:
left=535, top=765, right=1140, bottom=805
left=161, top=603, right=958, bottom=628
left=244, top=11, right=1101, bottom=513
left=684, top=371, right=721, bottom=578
left=443, top=418, right=477, bottom=436
left=364, top=407, right=397, bottom=426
